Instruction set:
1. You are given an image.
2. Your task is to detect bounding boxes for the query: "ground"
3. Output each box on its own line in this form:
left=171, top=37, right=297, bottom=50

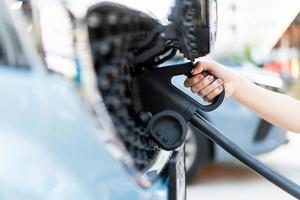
left=187, top=132, right=300, bottom=200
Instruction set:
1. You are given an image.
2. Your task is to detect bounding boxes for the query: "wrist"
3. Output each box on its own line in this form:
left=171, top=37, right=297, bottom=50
left=232, top=76, right=250, bottom=100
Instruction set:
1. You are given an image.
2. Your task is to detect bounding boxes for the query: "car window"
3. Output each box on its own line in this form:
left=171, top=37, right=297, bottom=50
left=0, top=22, right=8, bottom=66
left=0, top=39, right=3, bottom=65
left=0, top=5, right=30, bottom=70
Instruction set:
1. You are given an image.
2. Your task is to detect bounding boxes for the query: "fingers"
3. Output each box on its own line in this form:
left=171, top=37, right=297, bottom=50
left=205, top=85, right=223, bottom=102
left=184, top=61, right=224, bottom=101
left=184, top=62, right=205, bottom=87
left=190, top=75, right=214, bottom=93
left=198, top=78, right=223, bottom=97
left=191, top=61, right=205, bottom=75
left=184, top=74, right=204, bottom=87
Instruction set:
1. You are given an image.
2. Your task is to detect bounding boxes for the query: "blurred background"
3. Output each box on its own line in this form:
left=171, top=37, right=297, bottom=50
left=215, top=0, right=300, bottom=86
left=186, top=0, right=300, bottom=199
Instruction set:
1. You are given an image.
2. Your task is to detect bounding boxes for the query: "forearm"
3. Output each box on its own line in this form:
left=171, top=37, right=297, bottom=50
left=234, top=78, right=300, bottom=133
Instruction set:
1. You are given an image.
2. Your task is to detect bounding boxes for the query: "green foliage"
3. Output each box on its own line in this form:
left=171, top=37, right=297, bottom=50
left=243, top=44, right=254, bottom=63
left=288, top=78, right=300, bottom=100
left=228, top=44, right=255, bottom=64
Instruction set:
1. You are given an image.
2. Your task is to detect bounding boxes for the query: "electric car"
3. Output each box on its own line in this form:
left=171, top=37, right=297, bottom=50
left=0, top=0, right=186, bottom=199
left=22, top=0, right=288, bottom=187
left=26, top=1, right=300, bottom=199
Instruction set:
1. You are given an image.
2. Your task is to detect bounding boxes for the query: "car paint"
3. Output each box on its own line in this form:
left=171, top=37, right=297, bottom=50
left=0, top=67, right=168, bottom=199
left=0, top=0, right=171, bottom=198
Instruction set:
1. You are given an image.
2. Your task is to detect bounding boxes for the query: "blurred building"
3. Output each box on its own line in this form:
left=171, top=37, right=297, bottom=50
left=213, top=0, right=300, bottom=61
left=265, top=13, right=300, bottom=79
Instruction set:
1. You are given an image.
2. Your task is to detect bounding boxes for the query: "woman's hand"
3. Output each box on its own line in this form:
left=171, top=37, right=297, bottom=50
left=185, top=60, right=300, bottom=133
left=184, top=60, right=241, bottom=101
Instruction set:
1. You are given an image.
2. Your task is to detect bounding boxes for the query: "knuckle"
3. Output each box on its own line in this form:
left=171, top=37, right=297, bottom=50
left=197, top=82, right=205, bottom=89
left=185, top=78, right=194, bottom=87
left=192, top=77, right=200, bottom=85
left=203, top=83, right=215, bottom=95
left=213, top=88, right=222, bottom=95
left=189, top=77, right=198, bottom=85
left=191, top=76, right=202, bottom=86
left=201, top=88, right=209, bottom=95
left=198, top=90, right=205, bottom=96
left=191, top=86, right=198, bottom=93
left=184, top=80, right=191, bottom=87
left=201, top=80, right=208, bottom=87
left=214, top=89, right=220, bottom=95
left=203, top=77, right=213, bottom=86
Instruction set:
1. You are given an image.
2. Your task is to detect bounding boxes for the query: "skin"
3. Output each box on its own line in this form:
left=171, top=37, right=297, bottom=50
left=184, top=60, right=300, bottom=133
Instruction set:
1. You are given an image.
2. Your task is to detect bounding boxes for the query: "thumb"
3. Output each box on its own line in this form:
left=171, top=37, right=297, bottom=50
left=191, top=61, right=205, bottom=75
left=197, top=60, right=223, bottom=77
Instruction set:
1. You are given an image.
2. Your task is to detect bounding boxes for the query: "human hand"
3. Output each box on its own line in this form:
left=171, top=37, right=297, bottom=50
left=184, top=60, right=241, bottom=101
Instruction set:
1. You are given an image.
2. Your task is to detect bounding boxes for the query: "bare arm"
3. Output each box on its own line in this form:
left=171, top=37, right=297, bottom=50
left=235, top=78, right=300, bottom=133
left=184, top=60, right=300, bottom=133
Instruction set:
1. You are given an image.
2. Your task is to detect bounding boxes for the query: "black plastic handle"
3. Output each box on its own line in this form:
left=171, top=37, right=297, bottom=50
left=190, top=71, right=225, bottom=111
left=167, top=62, right=225, bottom=112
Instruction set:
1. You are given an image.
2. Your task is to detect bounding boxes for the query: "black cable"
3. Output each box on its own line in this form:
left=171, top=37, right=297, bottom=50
left=190, top=112, right=300, bottom=199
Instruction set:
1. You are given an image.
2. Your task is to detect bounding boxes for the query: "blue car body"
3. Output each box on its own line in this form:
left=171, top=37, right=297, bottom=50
left=0, top=68, right=168, bottom=199
left=0, top=1, right=170, bottom=199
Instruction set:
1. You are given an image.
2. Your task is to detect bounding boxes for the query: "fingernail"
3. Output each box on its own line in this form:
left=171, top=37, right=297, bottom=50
left=208, top=76, right=213, bottom=81
left=191, top=69, right=194, bottom=74
left=218, top=85, right=223, bottom=90
left=217, top=79, right=222, bottom=84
